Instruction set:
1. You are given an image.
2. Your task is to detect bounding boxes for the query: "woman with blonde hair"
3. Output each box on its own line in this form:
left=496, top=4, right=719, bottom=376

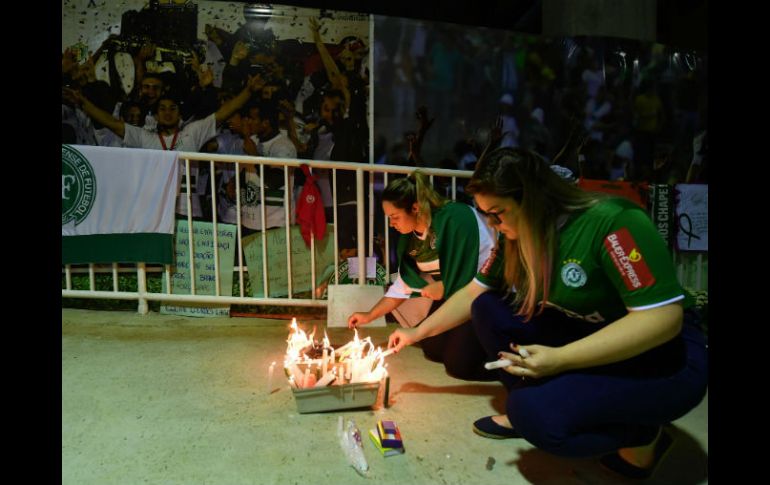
left=387, top=147, right=707, bottom=479
left=347, top=170, right=496, bottom=381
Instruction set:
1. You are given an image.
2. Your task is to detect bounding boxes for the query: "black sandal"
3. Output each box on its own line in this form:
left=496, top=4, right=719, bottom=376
left=472, top=416, right=522, bottom=439
left=599, top=428, right=674, bottom=480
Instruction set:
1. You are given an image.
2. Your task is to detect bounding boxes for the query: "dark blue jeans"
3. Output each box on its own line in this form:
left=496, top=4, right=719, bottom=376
left=471, top=292, right=708, bottom=458
left=420, top=300, right=496, bottom=382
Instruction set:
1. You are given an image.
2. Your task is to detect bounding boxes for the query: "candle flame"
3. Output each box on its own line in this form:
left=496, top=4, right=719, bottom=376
left=285, top=318, right=314, bottom=365
left=323, top=331, right=331, bottom=348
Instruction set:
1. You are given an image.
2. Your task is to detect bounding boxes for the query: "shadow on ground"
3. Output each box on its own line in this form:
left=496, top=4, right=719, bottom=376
left=494, top=424, right=708, bottom=484
left=394, top=381, right=508, bottom=414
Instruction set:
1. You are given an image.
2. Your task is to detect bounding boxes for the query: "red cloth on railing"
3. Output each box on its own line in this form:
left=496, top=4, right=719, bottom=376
left=577, top=178, right=649, bottom=209
left=295, top=164, right=326, bottom=247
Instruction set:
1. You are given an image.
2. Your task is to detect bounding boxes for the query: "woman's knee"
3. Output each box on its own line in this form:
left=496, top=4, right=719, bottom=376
left=507, top=388, right=576, bottom=456
left=471, top=292, right=507, bottom=329
left=419, top=336, right=445, bottom=363
left=441, top=326, right=493, bottom=381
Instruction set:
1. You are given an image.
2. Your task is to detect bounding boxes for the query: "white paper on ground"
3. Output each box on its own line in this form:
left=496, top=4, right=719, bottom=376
left=327, top=284, right=386, bottom=327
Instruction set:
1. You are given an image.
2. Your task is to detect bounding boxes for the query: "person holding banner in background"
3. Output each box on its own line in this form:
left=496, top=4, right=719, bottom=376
left=347, top=170, right=496, bottom=382
left=63, top=74, right=268, bottom=218
left=387, top=147, right=707, bottom=480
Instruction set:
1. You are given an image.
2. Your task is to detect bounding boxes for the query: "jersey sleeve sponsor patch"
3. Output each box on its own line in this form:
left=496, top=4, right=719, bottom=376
left=603, top=228, right=655, bottom=290
left=479, top=247, right=498, bottom=276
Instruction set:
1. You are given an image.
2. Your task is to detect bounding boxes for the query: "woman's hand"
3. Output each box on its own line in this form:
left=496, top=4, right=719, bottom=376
left=388, top=327, right=420, bottom=353
left=246, top=73, right=266, bottom=93
left=62, top=86, right=84, bottom=108
left=420, top=280, right=444, bottom=300
left=137, top=43, right=156, bottom=62
left=498, top=343, right=567, bottom=379
left=347, top=312, right=372, bottom=329
left=62, top=47, right=79, bottom=74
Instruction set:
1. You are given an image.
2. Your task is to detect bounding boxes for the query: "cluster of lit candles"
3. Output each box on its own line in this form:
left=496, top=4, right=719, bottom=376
left=275, top=318, right=392, bottom=390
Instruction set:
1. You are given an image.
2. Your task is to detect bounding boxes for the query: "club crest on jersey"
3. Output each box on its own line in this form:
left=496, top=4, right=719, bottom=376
left=241, top=180, right=260, bottom=206
left=604, top=228, right=655, bottom=290
left=561, top=259, right=587, bottom=287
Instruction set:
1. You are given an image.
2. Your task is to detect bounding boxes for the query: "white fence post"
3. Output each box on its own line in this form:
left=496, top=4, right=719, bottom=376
left=136, top=262, right=148, bottom=315
left=356, top=169, right=366, bottom=285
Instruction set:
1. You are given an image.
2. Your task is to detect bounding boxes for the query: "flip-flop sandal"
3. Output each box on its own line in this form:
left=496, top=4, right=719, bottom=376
left=599, top=428, right=675, bottom=480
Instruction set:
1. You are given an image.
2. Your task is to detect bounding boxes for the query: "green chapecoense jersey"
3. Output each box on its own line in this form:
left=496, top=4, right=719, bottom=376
left=397, top=202, right=490, bottom=299
left=475, top=197, right=692, bottom=324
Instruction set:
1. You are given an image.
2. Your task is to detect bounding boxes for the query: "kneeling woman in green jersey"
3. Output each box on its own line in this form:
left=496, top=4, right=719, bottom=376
left=347, top=170, right=496, bottom=381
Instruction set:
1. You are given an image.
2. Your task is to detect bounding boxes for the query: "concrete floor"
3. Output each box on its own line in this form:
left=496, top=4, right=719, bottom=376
left=62, top=308, right=708, bottom=485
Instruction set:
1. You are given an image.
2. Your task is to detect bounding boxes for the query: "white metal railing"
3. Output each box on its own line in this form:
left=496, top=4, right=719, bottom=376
left=62, top=151, right=473, bottom=313
left=62, top=151, right=707, bottom=312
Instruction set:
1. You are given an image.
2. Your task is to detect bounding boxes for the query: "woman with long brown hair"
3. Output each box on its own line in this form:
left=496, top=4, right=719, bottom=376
left=387, top=147, right=707, bottom=479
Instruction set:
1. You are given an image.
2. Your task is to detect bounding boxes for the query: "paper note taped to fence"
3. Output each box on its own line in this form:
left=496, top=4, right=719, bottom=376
left=242, top=224, right=335, bottom=298
left=675, top=184, right=708, bottom=252
left=161, top=221, right=236, bottom=317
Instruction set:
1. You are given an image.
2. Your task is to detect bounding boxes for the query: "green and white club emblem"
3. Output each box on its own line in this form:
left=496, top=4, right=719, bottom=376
left=561, top=262, right=587, bottom=288
left=62, top=145, right=97, bottom=226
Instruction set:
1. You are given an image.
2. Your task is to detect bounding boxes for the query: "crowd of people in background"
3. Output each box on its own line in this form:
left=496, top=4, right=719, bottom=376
left=372, top=18, right=707, bottom=187
left=62, top=12, right=708, bottom=262
left=62, top=14, right=371, bottom=253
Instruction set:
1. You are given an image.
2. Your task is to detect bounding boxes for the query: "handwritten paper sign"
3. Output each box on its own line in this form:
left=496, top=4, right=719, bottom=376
left=242, top=224, right=335, bottom=297
left=161, top=221, right=237, bottom=317
left=675, top=184, right=708, bottom=252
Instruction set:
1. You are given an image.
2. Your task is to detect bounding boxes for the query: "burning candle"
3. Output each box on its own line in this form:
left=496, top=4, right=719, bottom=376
left=303, top=366, right=311, bottom=389
left=380, top=348, right=396, bottom=359
left=357, top=357, right=367, bottom=382
left=305, top=372, right=317, bottom=388
left=288, top=363, right=304, bottom=386
left=383, top=375, right=390, bottom=408
left=363, top=355, right=374, bottom=374
left=315, top=368, right=337, bottom=387
left=267, top=361, right=276, bottom=394
left=322, top=348, right=329, bottom=376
